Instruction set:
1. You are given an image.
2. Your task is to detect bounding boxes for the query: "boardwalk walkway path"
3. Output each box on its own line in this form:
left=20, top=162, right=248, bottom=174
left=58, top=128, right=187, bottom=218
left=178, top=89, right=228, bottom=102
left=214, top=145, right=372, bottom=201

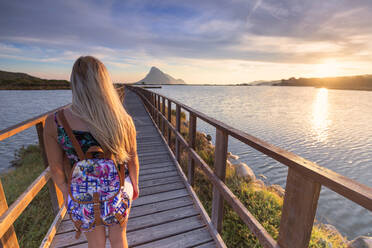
left=50, top=89, right=219, bottom=247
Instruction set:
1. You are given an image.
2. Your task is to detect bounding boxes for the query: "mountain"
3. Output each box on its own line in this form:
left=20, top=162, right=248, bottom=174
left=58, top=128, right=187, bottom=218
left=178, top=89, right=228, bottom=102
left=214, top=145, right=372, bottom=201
left=134, top=66, right=186, bottom=85
left=0, top=70, right=70, bottom=90
left=275, top=74, right=372, bottom=91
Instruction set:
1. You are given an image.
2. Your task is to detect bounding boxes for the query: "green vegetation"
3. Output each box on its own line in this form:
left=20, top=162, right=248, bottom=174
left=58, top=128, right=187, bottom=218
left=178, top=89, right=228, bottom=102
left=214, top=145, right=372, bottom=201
left=0, top=145, right=54, bottom=247
left=0, top=70, right=70, bottom=90
left=277, top=74, right=372, bottom=91
left=166, top=109, right=347, bottom=247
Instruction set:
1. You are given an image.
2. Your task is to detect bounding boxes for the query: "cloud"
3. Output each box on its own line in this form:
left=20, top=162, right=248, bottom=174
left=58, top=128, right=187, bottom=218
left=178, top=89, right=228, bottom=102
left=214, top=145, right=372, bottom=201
left=0, top=0, right=372, bottom=83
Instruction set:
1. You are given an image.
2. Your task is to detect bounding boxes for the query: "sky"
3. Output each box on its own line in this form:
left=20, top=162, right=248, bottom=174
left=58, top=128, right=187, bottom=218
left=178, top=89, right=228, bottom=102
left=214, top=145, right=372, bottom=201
left=1, top=0, right=372, bottom=84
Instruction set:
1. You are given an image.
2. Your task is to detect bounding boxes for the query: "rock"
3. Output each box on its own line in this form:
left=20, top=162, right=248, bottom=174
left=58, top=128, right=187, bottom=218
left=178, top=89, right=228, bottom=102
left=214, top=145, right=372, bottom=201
left=268, top=184, right=285, bottom=198
left=252, top=179, right=265, bottom=189
left=234, top=162, right=256, bottom=182
left=349, top=236, right=372, bottom=248
left=258, top=174, right=267, bottom=180
left=206, top=134, right=212, bottom=141
left=229, top=154, right=239, bottom=160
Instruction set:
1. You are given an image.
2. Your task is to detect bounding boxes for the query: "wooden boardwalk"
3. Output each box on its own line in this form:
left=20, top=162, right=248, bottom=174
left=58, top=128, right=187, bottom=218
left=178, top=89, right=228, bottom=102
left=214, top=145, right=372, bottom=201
left=50, top=89, right=219, bottom=247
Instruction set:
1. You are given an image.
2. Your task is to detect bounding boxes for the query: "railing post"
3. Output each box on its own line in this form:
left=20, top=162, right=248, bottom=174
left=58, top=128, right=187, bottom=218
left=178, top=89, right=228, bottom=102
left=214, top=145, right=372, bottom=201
left=36, top=122, right=64, bottom=214
left=157, top=95, right=161, bottom=126
left=187, top=113, right=196, bottom=186
left=167, top=99, right=172, bottom=144
left=175, top=105, right=181, bottom=162
left=211, top=128, right=228, bottom=233
left=278, top=168, right=321, bottom=248
left=151, top=93, right=155, bottom=118
left=161, top=97, right=166, bottom=135
left=0, top=180, right=19, bottom=248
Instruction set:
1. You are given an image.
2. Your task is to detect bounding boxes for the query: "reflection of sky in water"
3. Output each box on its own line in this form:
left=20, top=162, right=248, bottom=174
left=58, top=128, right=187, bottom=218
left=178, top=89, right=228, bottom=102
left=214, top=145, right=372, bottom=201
left=312, top=88, right=331, bottom=142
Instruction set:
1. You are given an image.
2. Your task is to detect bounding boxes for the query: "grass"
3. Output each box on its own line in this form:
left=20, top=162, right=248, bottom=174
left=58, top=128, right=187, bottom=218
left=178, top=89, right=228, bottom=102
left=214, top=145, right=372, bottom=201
left=163, top=107, right=348, bottom=248
left=0, top=145, right=54, bottom=248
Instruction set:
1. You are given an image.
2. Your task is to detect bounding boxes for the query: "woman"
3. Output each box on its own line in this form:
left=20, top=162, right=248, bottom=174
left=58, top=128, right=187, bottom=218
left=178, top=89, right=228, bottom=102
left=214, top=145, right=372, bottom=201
left=43, top=56, right=139, bottom=248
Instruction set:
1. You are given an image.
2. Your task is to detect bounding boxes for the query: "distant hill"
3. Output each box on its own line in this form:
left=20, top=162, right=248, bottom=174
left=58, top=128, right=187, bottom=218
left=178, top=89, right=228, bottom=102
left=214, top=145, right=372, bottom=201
left=275, top=74, right=372, bottom=91
left=134, top=66, right=186, bottom=85
left=0, top=70, right=70, bottom=90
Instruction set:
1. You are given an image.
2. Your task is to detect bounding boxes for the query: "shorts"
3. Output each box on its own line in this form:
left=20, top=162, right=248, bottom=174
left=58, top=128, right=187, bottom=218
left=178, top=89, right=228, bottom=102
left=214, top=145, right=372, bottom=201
left=69, top=175, right=134, bottom=233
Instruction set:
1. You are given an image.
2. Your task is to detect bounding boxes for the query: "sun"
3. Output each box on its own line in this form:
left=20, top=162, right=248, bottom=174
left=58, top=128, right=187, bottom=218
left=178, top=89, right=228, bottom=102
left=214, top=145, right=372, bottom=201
left=314, top=59, right=341, bottom=78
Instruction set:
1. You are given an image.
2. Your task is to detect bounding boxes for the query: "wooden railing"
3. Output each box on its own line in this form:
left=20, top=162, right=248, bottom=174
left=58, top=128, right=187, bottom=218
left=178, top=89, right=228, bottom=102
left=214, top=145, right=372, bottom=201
left=0, top=86, right=125, bottom=248
left=128, top=85, right=372, bottom=248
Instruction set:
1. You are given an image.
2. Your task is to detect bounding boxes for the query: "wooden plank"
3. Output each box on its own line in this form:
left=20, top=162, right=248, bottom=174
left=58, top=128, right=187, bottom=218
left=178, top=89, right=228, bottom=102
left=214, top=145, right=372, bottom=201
left=0, top=180, right=19, bottom=248
left=139, top=161, right=176, bottom=170
left=278, top=168, right=321, bottom=248
left=139, top=166, right=176, bottom=176
left=40, top=206, right=67, bottom=248
left=132, top=189, right=189, bottom=207
left=211, top=128, right=228, bottom=233
left=134, top=227, right=213, bottom=248
left=194, top=241, right=218, bottom=248
left=58, top=205, right=198, bottom=235
left=128, top=205, right=199, bottom=232
left=130, top=196, right=193, bottom=218
left=139, top=170, right=178, bottom=181
left=187, top=113, right=196, bottom=186
left=140, top=181, right=185, bottom=196
left=127, top=215, right=205, bottom=247
left=0, top=168, right=51, bottom=238
left=139, top=177, right=183, bottom=188
left=139, top=157, right=173, bottom=166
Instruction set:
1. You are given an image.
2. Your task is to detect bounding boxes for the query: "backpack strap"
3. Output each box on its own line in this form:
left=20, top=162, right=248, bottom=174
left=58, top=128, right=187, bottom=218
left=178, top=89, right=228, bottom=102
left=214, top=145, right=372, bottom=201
left=57, top=109, right=85, bottom=160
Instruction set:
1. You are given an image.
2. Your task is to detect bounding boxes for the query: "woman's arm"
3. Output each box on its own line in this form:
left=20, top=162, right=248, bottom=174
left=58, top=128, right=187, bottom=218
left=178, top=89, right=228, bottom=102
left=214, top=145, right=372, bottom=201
left=127, top=131, right=139, bottom=201
left=43, top=114, right=69, bottom=205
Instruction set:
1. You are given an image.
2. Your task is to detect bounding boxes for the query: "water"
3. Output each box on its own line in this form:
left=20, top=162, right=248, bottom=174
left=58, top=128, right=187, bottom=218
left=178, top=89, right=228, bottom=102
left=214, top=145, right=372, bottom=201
left=150, top=85, right=372, bottom=239
left=0, top=86, right=371, bottom=239
left=0, top=90, right=72, bottom=173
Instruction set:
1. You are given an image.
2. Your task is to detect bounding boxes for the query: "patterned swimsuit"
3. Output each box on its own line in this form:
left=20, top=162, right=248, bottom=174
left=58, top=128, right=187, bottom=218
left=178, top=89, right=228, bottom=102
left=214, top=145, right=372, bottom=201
left=54, top=112, right=129, bottom=177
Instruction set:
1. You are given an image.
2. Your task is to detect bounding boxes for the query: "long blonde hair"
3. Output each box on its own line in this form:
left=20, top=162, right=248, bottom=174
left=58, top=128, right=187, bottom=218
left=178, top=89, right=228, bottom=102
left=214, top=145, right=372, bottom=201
left=70, top=56, right=136, bottom=163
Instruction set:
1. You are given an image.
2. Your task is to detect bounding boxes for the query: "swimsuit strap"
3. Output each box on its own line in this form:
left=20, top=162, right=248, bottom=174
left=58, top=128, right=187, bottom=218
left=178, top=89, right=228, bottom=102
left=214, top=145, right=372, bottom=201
left=54, top=111, right=61, bottom=127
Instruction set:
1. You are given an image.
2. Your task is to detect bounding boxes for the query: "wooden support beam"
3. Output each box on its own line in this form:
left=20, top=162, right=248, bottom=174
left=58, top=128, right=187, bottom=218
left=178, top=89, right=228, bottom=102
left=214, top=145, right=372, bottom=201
left=211, top=128, right=228, bottom=233
left=167, top=99, right=172, bottom=144
left=0, top=181, right=19, bottom=248
left=36, top=122, right=63, bottom=215
left=187, top=113, right=196, bottom=186
left=278, top=168, right=321, bottom=248
left=157, top=95, right=161, bottom=126
left=175, top=105, right=181, bottom=163
left=162, top=96, right=166, bottom=135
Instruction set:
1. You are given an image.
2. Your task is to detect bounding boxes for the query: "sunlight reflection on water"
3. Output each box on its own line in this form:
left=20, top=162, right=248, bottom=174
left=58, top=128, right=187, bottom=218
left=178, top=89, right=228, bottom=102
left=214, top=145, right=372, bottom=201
left=312, top=88, right=331, bottom=142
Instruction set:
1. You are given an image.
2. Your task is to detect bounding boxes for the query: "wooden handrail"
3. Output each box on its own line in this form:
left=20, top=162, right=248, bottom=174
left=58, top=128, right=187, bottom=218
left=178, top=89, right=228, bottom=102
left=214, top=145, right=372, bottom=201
left=0, top=104, right=70, bottom=141
left=129, top=86, right=372, bottom=211
left=0, top=168, right=51, bottom=238
left=129, top=85, right=372, bottom=248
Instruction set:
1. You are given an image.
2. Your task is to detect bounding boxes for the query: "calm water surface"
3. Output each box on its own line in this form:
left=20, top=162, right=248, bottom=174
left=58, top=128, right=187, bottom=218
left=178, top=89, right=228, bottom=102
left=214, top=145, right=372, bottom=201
left=0, top=86, right=371, bottom=239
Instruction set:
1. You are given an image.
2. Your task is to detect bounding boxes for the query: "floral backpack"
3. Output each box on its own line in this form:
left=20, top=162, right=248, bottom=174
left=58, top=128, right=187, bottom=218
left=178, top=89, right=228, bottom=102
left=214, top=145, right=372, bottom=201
left=58, top=109, right=130, bottom=238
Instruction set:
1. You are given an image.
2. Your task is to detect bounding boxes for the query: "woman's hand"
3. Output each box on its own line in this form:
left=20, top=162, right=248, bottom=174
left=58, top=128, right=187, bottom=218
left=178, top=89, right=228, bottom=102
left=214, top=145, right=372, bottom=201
left=132, top=183, right=139, bottom=201
left=60, top=183, right=69, bottom=209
